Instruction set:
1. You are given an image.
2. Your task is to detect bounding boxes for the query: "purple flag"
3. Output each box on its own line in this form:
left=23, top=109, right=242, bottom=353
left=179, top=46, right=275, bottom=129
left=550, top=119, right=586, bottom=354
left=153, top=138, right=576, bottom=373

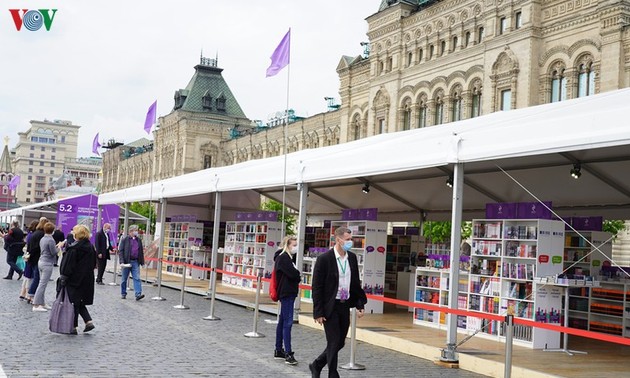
left=144, top=100, right=157, bottom=134
left=266, top=29, right=291, bottom=77
left=8, top=175, right=20, bottom=190
left=92, top=133, right=101, bottom=156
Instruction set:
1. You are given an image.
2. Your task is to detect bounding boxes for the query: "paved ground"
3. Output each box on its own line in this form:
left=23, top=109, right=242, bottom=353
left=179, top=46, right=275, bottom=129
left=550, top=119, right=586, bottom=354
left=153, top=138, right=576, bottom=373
left=0, top=261, right=485, bottom=377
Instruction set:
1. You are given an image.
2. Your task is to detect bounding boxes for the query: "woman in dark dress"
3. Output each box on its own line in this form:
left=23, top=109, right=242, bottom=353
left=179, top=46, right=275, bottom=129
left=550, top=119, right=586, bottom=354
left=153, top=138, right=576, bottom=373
left=59, top=224, right=96, bottom=334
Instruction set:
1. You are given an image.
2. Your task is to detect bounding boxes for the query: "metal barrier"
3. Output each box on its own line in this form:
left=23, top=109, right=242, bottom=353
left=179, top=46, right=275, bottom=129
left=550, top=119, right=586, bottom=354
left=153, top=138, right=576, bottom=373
left=202, top=266, right=221, bottom=321
left=173, top=264, right=189, bottom=310
left=244, top=274, right=264, bottom=338
left=340, top=307, right=365, bottom=371
left=108, top=255, right=119, bottom=286
left=504, top=314, right=514, bottom=378
left=151, top=258, right=166, bottom=301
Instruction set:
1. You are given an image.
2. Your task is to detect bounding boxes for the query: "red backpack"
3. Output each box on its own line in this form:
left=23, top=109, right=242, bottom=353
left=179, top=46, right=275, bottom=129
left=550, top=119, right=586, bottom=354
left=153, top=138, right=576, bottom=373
left=269, top=268, right=279, bottom=302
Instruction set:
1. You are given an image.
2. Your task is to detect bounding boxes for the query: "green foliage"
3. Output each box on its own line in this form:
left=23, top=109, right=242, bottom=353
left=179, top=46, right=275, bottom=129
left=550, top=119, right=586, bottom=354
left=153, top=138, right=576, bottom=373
left=260, top=199, right=296, bottom=236
left=128, top=202, right=156, bottom=234
left=603, top=220, right=627, bottom=240
left=421, top=220, right=472, bottom=243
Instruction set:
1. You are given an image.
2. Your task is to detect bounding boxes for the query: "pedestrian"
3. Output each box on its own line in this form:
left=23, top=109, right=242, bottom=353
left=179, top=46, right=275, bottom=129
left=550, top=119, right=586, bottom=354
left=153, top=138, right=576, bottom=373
left=26, top=217, right=48, bottom=303
left=3, top=220, right=25, bottom=280
left=273, top=235, right=301, bottom=365
left=94, top=223, right=113, bottom=285
left=52, top=228, right=65, bottom=267
left=118, top=225, right=145, bottom=300
left=20, top=220, right=39, bottom=301
left=309, top=226, right=367, bottom=378
left=59, top=224, right=96, bottom=334
left=32, top=222, right=59, bottom=312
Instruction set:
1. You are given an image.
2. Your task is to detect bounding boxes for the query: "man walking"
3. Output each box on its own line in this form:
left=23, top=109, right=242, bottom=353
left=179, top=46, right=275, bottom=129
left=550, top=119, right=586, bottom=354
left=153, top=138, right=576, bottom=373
left=3, top=220, right=25, bottom=280
left=118, top=225, right=145, bottom=300
left=309, top=226, right=367, bottom=378
left=94, top=223, right=113, bottom=285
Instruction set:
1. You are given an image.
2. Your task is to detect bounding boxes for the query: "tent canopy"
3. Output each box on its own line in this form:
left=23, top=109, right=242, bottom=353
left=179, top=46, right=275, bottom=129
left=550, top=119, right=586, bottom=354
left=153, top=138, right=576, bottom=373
left=98, top=89, right=630, bottom=220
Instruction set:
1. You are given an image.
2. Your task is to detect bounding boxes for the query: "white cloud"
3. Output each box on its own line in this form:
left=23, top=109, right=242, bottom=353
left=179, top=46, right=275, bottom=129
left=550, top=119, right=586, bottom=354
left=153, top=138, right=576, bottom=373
left=0, top=0, right=379, bottom=156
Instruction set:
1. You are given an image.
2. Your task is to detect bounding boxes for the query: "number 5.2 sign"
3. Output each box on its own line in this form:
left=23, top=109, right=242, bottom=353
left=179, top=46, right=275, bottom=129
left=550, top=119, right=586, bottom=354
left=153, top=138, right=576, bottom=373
left=58, top=203, right=75, bottom=213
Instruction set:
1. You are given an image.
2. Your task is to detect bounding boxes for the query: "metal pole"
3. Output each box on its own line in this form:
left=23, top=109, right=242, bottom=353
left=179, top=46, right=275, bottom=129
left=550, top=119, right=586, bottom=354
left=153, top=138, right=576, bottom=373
left=504, top=314, right=514, bottom=378
left=442, top=162, right=464, bottom=363
left=203, top=192, right=221, bottom=321
left=173, top=264, right=189, bottom=309
left=152, top=198, right=167, bottom=301
left=341, top=307, right=366, bottom=370
left=294, top=182, right=308, bottom=319
left=244, top=274, right=265, bottom=338
left=109, top=253, right=119, bottom=286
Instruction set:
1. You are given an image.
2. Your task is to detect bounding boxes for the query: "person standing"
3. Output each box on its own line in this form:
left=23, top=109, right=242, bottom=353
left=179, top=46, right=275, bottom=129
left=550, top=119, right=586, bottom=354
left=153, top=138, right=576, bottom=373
left=118, top=225, right=145, bottom=300
left=94, top=223, right=113, bottom=285
left=26, top=217, right=48, bottom=302
left=309, top=226, right=367, bottom=378
left=59, top=224, right=96, bottom=334
left=273, top=236, right=301, bottom=365
left=52, top=228, right=65, bottom=267
left=32, top=222, right=59, bottom=312
left=3, top=220, right=25, bottom=280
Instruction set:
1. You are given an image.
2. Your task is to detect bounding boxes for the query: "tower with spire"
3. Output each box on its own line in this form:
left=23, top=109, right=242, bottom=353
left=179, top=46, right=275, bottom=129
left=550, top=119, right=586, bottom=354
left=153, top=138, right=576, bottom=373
left=0, top=136, right=18, bottom=211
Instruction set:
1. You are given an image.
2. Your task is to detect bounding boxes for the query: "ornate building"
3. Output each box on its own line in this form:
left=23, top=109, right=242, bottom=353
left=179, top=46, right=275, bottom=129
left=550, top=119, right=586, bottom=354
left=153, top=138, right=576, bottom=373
left=102, top=0, right=630, bottom=192
left=0, top=137, right=19, bottom=211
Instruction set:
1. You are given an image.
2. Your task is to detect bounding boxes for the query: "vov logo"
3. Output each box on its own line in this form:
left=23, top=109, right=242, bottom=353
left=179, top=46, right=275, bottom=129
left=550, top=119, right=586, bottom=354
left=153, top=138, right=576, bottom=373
left=9, top=9, right=58, bottom=31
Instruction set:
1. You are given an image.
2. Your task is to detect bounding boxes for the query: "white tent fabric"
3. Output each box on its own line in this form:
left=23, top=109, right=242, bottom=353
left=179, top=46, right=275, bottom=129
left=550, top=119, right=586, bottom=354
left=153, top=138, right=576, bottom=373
left=98, top=88, right=630, bottom=210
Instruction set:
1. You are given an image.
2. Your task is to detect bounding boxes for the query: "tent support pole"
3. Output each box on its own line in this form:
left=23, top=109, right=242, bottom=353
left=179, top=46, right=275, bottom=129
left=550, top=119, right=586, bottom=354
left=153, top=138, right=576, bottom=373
left=442, top=163, right=464, bottom=363
left=294, top=182, right=308, bottom=319
left=204, top=192, right=222, bottom=320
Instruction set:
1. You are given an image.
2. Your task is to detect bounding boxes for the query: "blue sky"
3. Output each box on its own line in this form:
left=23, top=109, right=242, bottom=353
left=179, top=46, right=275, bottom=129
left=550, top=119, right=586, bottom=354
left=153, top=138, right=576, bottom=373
left=0, top=0, right=380, bottom=156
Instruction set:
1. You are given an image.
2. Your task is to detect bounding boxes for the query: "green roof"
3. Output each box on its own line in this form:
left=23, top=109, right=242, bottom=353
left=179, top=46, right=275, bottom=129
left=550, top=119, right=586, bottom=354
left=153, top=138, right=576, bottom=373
left=174, top=60, right=247, bottom=118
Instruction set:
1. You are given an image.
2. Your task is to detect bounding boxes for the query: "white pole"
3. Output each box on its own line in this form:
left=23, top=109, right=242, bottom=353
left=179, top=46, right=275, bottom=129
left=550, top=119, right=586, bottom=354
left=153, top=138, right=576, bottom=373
left=203, top=192, right=222, bottom=321
left=294, top=182, right=308, bottom=319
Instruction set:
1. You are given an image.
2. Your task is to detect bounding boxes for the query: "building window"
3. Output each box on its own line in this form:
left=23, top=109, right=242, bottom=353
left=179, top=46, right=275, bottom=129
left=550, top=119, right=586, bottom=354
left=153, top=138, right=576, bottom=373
left=27, top=183, right=32, bottom=188
left=378, top=118, right=386, bottom=134
left=40, top=154, right=44, bottom=159
left=2, top=187, right=6, bottom=195
left=60, top=136, right=65, bottom=143
left=429, top=45, right=434, bottom=59
left=452, top=36, right=458, bottom=51
left=465, top=32, right=471, bottom=47
left=28, top=168, right=33, bottom=173
left=41, top=147, right=45, bottom=151
left=418, top=49, right=423, bottom=62
left=472, top=89, right=482, bottom=118
left=402, top=107, right=411, bottom=131
left=501, top=89, right=512, bottom=111
left=29, top=153, right=34, bottom=158
left=434, top=93, right=444, bottom=125
left=26, top=191, right=31, bottom=195
left=353, top=122, right=361, bottom=140
left=216, top=96, right=226, bottom=112
left=515, top=11, right=522, bottom=29
left=29, top=161, right=33, bottom=165
left=577, top=63, right=596, bottom=97
left=50, top=170, right=54, bottom=174
left=499, top=17, right=507, bottom=35
left=418, top=103, right=427, bottom=128
left=550, top=68, right=567, bottom=102
left=30, top=146, right=34, bottom=151
left=407, top=52, right=413, bottom=67
left=386, top=57, right=393, bottom=71
left=452, top=94, right=463, bottom=122
left=39, top=162, right=44, bottom=166
left=39, top=169, right=43, bottom=173
left=203, top=155, right=212, bottom=169
left=378, top=61, right=384, bottom=75
left=478, top=27, right=485, bottom=43
left=50, top=163, right=55, bottom=167
left=440, top=40, right=446, bottom=56
left=51, top=155, right=55, bottom=160
left=202, top=93, right=213, bottom=110
left=28, top=176, right=32, bottom=180
left=51, top=148, right=56, bottom=153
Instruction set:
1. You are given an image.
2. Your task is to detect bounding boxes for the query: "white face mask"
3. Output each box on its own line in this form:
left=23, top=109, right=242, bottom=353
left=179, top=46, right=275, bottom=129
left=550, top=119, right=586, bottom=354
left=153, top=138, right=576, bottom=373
left=291, top=246, right=298, bottom=253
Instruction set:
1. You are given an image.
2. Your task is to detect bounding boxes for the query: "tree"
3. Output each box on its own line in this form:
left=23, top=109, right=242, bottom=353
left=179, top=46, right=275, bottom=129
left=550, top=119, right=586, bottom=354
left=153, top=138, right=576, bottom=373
left=128, top=202, right=156, bottom=235
left=260, top=198, right=296, bottom=236
left=603, top=220, right=627, bottom=240
left=420, top=220, right=472, bottom=244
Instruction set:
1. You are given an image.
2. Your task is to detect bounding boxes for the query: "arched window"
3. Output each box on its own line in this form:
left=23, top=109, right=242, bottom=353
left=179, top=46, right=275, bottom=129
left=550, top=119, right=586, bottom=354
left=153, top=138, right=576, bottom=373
left=550, top=66, right=567, bottom=103
left=465, top=32, right=471, bottom=47
left=378, top=61, right=384, bottom=75
left=478, top=27, right=485, bottom=43
left=418, top=48, right=424, bottom=62
left=451, top=86, right=463, bottom=122
left=352, top=114, right=362, bottom=140
left=429, top=45, right=434, bottom=59
left=440, top=40, right=446, bottom=56
left=471, top=81, right=483, bottom=118
left=434, top=91, right=444, bottom=125
left=402, top=105, right=412, bottom=131
left=452, top=36, right=458, bottom=51
left=417, top=95, right=428, bottom=128
left=216, top=95, right=226, bottom=111
left=202, top=91, right=212, bottom=110
left=577, top=62, right=596, bottom=97
left=407, top=52, right=413, bottom=67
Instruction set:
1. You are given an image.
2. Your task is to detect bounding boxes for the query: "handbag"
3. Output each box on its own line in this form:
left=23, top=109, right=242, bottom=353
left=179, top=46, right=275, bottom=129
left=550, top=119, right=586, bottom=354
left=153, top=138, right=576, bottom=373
left=49, top=287, right=75, bottom=334
left=16, top=255, right=26, bottom=271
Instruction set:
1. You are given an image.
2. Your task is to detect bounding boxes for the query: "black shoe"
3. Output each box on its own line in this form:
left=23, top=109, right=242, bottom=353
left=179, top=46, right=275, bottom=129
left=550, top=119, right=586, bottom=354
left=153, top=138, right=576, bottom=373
left=285, top=352, right=298, bottom=366
left=135, top=294, right=145, bottom=301
left=97, top=282, right=105, bottom=285
left=121, top=295, right=126, bottom=299
left=69, top=328, right=78, bottom=335
left=274, top=349, right=286, bottom=360
left=17, top=272, right=23, bottom=280
left=309, top=362, right=321, bottom=378
left=83, top=322, right=95, bottom=333
left=2, top=276, right=11, bottom=280
left=53, top=264, right=58, bottom=267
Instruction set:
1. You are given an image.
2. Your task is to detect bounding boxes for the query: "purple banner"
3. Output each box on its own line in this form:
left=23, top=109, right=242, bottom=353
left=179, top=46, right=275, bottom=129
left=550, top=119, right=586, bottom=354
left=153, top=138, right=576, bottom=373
left=392, top=226, right=405, bottom=235
left=57, top=194, right=99, bottom=243
left=517, top=201, right=553, bottom=219
left=571, top=216, right=603, bottom=231
left=406, top=227, right=420, bottom=235
left=485, top=202, right=518, bottom=219
left=341, top=208, right=378, bottom=221
left=101, top=204, right=121, bottom=247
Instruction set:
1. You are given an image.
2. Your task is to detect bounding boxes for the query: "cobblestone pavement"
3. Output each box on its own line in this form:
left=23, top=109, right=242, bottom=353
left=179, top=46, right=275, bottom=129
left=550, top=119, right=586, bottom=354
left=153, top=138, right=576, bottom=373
left=0, top=262, right=485, bottom=377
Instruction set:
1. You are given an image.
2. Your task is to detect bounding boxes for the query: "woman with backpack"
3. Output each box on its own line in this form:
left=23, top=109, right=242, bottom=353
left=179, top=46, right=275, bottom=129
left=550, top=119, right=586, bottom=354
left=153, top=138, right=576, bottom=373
left=272, top=235, right=301, bottom=366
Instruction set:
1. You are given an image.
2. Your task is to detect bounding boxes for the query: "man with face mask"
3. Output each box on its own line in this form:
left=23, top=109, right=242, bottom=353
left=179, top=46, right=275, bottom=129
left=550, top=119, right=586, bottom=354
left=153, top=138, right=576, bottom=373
left=309, top=226, right=367, bottom=378
left=118, top=225, right=145, bottom=300
left=94, top=223, right=114, bottom=285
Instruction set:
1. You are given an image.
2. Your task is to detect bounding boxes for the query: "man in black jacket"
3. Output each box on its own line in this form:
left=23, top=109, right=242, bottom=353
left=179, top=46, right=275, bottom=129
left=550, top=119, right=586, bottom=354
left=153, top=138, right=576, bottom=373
left=3, top=220, right=25, bottom=279
left=309, top=226, right=367, bottom=378
left=94, top=223, right=113, bottom=285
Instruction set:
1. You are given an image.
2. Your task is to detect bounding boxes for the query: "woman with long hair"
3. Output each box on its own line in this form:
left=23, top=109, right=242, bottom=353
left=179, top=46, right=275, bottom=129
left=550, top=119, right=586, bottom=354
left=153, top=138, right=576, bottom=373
left=21, top=220, right=40, bottom=302
left=273, top=235, right=301, bottom=365
left=59, top=224, right=96, bottom=334
left=26, top=217, right=48, bottom=302
left=32, top=222, right=59, bottom=312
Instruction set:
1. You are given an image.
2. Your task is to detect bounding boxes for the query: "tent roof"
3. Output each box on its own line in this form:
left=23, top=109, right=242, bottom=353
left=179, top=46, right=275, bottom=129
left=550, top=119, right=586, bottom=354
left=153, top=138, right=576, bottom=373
left=98, top=88, right=630, bottom=220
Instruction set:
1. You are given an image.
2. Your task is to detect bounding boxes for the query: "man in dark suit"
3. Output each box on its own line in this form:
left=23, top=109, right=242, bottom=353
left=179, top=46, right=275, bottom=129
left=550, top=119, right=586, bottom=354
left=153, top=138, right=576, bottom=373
left=94, top=223, right=113, bottom=285
left=309, top=226, right=367, bottom=378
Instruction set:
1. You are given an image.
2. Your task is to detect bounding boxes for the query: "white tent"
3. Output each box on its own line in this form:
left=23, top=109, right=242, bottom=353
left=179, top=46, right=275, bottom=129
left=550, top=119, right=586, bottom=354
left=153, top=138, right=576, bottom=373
left=98, top=88, right=630, bottom=220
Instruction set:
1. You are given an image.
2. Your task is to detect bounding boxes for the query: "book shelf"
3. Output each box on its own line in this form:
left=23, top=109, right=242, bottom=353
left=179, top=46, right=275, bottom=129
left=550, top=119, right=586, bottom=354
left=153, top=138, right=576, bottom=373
left=221, top=221, right=282, bottom=292
left=331, top=220, right=388, bottom=314
left=300, top=247, right=328, bottom=303
left=162, top=222, right=204, bottom=278
left=413, top=267, right=469, bottom=328
left=304, top=226, right=331, bottom=249
left=385, top=230, right=425, bottom=295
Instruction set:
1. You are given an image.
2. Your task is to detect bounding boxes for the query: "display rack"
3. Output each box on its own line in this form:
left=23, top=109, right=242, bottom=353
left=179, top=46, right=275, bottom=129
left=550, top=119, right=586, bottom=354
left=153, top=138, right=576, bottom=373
left=413, top=267, right=469, bottom=328
left=162, top=222, right=204, bottom=278
left=300, top=247, right=328, bottom=303
left=222, top=221, right=282, bottom=292
left=385, top=229, right=424, bottom=295
left=331, top=220, right=388, bottom=314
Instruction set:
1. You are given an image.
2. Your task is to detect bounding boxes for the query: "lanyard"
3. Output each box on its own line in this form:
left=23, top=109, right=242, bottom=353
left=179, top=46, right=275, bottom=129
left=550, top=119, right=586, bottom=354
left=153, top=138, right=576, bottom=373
left=337, top=257, right=348, bottom=275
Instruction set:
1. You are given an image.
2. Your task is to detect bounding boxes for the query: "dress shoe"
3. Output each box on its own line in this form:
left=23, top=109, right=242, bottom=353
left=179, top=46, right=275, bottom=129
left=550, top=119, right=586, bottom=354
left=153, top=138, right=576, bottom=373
left=309, top=362, right=321, bottom=378
left=17, top=272, right=23, bottom=280
left=69, top=328, right=78, bottom=335
left=84, top=322, right=95, bottom=333
left=97, top=281, right=105, bottom=285
left=2, top=276, right=11, bottom=280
